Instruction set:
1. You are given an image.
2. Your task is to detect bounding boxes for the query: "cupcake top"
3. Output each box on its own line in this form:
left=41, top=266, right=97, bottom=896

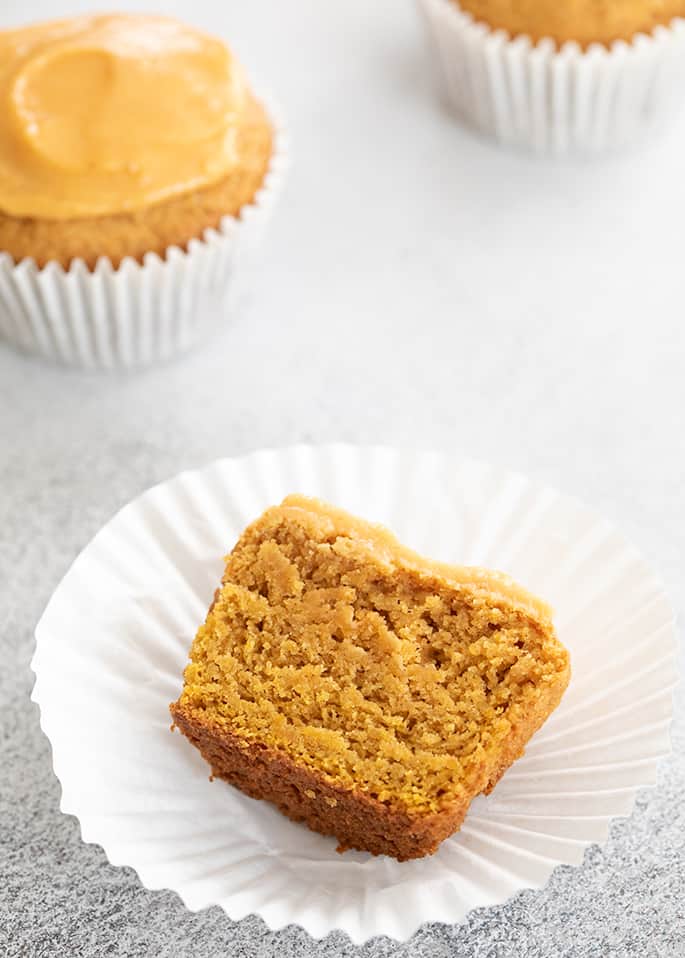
left=0, top=14, right=251, bottom=219
left=454, top=0, right=685, bottom=46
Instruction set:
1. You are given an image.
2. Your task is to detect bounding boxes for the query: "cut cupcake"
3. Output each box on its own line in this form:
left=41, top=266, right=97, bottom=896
left=170, top=495, right=570, bottom=861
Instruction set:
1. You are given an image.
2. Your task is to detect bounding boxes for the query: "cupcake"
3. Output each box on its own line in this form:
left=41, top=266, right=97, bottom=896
left=0, top=14, right=286, bottom=368
left=417, top=0, right=685, bottom=153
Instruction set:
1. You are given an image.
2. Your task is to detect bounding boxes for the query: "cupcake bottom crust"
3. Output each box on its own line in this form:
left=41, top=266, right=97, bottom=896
left=170, top=671, right=567, bottom=862
left=454, top=0, right=685, bottom=46
left=0, top=95, right=273, bottom=270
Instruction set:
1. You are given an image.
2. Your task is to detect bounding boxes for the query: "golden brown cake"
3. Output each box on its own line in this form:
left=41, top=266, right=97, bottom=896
left=453, top=0, right=685, bottom=46
left=171, top=496, right=570, bottom=861
left=0, top=15, right=273, bottom=269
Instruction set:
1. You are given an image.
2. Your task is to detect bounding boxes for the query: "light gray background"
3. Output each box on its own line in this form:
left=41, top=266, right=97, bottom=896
left=1, top=1, right=684, bottom=956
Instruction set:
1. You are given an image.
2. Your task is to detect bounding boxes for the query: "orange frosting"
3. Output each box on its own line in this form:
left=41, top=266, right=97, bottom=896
left=0, top=14, right=249, bottom=219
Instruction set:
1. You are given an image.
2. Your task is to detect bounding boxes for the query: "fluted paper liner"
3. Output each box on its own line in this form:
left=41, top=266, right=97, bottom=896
left=418, top=0, right=685, bottom=153
left=0, top=104, right=286, bottom=369
left=31, top=445, right=677, bottom=942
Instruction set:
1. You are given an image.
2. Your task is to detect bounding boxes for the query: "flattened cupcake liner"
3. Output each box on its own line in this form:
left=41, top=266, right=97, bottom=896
left=417, top=0, right=685, bottom=153
left=32, top=446, right=677, bottom=942
left=0, top=103, right=287, bottom=370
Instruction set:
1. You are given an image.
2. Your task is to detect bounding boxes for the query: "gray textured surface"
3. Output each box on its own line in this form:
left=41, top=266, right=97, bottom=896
left=1, top=1, right=685, bottom=955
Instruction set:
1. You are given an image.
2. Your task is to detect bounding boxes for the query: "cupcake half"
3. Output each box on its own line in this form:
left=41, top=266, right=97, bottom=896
left=0, top=14, right=286, bottom=368
left=417, top=0, right=685, bottom=153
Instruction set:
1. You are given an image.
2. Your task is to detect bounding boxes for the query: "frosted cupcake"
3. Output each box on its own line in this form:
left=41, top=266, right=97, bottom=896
left=0, top=14, right=286, bottom=367
left=417, top=0, right=685, bottom=153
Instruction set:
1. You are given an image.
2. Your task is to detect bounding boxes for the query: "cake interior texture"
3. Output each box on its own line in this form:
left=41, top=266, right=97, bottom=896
left=171, top=495, right=570, bottom=860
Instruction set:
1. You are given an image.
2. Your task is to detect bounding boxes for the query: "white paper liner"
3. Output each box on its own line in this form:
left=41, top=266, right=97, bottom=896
left=0, top=101, right=287, bottom=369
left=31, top=445, right=677, bottom=943
left=417, top=0, right=685, bottom=152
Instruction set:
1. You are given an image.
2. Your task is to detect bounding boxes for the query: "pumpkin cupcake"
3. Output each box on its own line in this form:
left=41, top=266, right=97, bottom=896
left=0, top=14, right=286, bottom=368
left=417, top=0, right=685, bottom=153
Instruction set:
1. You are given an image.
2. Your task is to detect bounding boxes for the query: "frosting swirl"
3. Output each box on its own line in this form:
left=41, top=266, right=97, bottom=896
left=0, top=14, right=248, bottom=219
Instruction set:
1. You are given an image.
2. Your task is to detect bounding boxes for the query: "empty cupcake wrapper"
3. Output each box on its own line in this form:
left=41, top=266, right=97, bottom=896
left=417, top=0, right=685, bottom=153
left=0, top=101, right=287, bottom=370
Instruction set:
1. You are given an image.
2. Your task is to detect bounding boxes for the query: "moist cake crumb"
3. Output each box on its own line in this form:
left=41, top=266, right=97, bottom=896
left=170, top=495, right=570, bottom=860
